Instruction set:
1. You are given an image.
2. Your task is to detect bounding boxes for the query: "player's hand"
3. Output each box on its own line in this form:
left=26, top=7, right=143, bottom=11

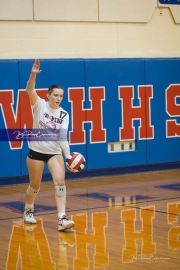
left=66, top=163, right=76, bottom=173
left=31, top=59, right=42, bottom=74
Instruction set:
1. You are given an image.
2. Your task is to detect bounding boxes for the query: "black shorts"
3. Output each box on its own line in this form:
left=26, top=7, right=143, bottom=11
left=28, top=149, right=60, bottom=163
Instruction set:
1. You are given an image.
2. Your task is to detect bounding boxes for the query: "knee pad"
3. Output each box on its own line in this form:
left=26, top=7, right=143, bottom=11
left=26, top=186, right=40, bottom=197
left=55, top=185, right=66, bottom=197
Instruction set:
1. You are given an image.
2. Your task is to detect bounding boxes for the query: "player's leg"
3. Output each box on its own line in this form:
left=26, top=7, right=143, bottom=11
left=47, top=155, right=74, bottom=231
left=24, top=157, right=44, bottom=224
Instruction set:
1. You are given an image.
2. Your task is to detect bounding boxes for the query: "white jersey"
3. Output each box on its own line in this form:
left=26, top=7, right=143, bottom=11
left=29, top=96, right=69, bottom=154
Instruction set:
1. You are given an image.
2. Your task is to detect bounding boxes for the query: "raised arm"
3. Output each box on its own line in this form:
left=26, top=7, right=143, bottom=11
left=26, top=59, right=42, bottom=105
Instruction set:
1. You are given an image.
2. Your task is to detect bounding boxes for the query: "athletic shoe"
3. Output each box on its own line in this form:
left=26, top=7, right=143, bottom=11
left=24, top=208, right=37, bottom=224
left=58, top=215, right=74, bottom=231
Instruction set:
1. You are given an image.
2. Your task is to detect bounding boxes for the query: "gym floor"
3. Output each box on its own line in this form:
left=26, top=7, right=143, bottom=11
left=0, top=168, right=180, bottom=269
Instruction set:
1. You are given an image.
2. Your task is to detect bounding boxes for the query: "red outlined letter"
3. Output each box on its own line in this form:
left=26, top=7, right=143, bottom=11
left=68, top=87, right=106, bottom=144
left=119, top=85, right=154, bottom=141
left=166, top=84, right=180, bottom=137
left=0, top=89, right=47, bottom=149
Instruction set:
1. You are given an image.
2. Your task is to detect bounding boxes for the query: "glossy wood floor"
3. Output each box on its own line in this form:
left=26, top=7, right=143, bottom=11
left=0, top=169, right=180, bottom=270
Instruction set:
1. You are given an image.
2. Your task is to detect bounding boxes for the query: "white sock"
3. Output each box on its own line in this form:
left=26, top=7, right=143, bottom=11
left=58, top=212, right=66, bottom=219
left=25, top=203, right=34, bottom=210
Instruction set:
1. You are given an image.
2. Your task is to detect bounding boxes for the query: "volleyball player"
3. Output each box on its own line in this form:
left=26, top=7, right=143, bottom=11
left=24, top=59, right=74, bottom=231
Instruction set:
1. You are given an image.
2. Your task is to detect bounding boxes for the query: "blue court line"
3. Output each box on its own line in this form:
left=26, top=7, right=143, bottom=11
left=155, top=183, right=180, bottom=191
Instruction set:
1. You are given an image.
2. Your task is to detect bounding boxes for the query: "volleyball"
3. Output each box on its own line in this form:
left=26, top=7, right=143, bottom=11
left=66, top=152, right=86, bottom=173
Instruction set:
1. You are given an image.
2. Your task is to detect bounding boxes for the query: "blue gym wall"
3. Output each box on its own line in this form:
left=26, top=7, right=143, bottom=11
left=0, top=58, right=180, bottom=182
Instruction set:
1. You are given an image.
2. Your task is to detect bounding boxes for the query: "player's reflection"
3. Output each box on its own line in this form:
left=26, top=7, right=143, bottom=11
left=57, top=232, right=75, bottom=269
left=24, top=223, right=45, bottom=268
left=6, top=219, right=55, bottom=269
left=6, top=218, right=75, bottom=270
